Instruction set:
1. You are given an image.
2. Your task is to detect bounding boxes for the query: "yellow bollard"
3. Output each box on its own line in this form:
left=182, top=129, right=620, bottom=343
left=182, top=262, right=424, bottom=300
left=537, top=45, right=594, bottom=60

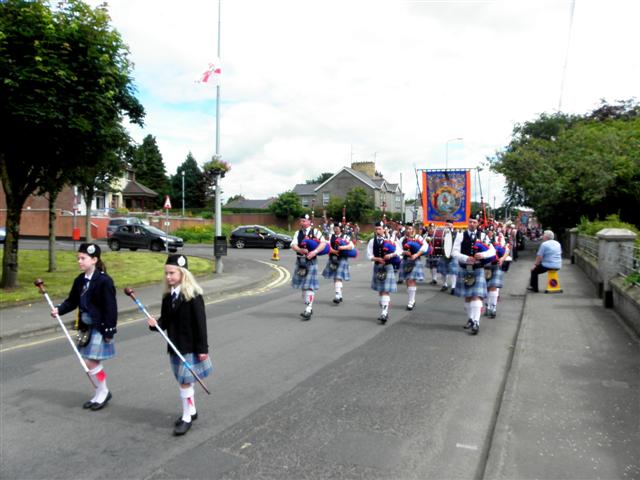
left=271, top=247, right=280, bottom=261
left=545, top=269, right=563, bottom=293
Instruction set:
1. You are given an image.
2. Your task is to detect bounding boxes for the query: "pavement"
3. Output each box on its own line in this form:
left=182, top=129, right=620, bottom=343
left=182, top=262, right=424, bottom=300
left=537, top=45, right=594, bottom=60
left=1, top=242, right=638, bottom=478
left=0, top=252, right=284, bottom=341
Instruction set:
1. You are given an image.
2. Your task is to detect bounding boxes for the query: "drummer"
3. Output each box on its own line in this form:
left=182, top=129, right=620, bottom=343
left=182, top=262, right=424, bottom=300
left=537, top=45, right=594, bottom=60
left=437, top=219, right=458, bottom=295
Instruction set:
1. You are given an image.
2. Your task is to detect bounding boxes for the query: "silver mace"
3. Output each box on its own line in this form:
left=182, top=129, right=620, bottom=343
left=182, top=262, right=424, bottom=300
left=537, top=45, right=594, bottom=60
left=123, top=287, right=211, bottom=395
left=33, top=278, right=97, bottom=388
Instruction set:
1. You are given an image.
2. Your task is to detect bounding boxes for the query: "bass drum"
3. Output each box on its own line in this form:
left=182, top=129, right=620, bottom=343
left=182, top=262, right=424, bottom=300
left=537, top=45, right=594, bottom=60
left=432, top=227, right=453, bottom=258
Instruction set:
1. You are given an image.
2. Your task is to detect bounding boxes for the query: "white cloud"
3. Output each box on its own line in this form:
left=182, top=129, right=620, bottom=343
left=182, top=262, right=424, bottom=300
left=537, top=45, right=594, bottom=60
left=92, top=0, right=639, bottom=207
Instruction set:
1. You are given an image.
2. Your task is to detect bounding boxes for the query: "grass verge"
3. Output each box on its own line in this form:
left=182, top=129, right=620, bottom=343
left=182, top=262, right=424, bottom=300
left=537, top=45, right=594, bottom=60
left=0, top=249, right=213, bottom=306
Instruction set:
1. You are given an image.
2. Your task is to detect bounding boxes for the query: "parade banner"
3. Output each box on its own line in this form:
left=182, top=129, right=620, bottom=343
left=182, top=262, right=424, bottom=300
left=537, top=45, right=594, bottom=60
left=421, top=169, right=471, bottom=227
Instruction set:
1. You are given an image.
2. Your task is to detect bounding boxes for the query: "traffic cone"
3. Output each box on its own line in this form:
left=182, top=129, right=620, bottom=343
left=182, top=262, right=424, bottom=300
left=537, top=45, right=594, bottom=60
left=271, top=247, right=280, bottom=261
left=545, top=270, right=563, bottom=293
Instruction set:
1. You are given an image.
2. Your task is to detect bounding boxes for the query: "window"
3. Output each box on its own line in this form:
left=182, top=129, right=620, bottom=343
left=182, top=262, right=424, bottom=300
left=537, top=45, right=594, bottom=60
left=322, top=192, right=330, bottom=206
left=395, top=195, right=402, bottom=208
left=302, top=197, right=309, bottom=207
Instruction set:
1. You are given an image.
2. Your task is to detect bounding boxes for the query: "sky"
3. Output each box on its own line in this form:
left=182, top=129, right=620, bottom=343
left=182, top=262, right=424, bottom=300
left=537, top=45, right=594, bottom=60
left=90, top=0, right=638, bottom=207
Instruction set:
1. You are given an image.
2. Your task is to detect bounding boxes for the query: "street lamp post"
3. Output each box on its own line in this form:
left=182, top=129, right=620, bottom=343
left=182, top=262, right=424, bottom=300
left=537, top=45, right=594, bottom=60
left=181, top=170, right=185, bottom=218
left=445, top=137, right=463, bottom=170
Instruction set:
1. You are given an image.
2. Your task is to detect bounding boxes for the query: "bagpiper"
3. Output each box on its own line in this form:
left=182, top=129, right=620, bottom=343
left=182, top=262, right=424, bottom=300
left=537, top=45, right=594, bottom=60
left=290, top=214, right=327, bottom=320
left=484, top=228, right=510, bottom=318
left=451, top=217, right=496, bottom=335
left=367, top=221, right=401, bottom=324
left=399, top=222, right=429, bottom=310
left=322, top=223, right=356, bottom=304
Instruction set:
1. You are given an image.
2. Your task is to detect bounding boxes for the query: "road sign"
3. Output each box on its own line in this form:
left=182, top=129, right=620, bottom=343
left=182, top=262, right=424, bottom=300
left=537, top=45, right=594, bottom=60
left=164, top=196, right=172, bottom=209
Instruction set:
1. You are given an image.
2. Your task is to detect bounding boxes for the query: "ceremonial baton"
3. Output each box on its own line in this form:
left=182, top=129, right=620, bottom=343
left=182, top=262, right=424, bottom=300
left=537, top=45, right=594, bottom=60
left=33, top=279, right=97, bottom=388
left=123, top=288, right=211, bottom=395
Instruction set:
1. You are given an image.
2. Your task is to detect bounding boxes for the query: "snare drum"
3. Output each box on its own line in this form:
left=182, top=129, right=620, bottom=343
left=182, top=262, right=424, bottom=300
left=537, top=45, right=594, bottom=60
left=432, top=227, right=453, bottom=258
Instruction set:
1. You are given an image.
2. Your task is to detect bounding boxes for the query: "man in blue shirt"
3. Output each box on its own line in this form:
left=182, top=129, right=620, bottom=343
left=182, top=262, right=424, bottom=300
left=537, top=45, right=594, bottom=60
left=528, top=230, right=563, bottom=292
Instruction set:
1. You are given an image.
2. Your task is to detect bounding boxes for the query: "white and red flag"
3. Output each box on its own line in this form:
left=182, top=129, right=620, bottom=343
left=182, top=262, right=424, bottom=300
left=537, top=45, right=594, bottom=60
left=197, top=60, right=222, bottom=84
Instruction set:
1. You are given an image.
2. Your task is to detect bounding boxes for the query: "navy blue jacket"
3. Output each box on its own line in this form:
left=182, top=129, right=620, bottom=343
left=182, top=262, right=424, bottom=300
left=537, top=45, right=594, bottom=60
left=154, top=293, right=209, bottom=355
left=58, top=271, right=118, bottom=339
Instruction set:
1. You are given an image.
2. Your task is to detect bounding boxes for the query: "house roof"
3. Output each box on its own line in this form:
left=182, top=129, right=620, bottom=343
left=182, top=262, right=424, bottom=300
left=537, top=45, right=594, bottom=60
left=122, top=180, right=158, bottom=198
left=293, top=183, right=319, bottom=196
left=225, top=198, right=275, bottom=209
left=315, top=167, right=379, bottom=191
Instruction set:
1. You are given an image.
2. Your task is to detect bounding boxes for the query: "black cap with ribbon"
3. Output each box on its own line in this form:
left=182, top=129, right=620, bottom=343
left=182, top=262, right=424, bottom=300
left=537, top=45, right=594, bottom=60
left=78, top=243, right=101, bottom=258
left=166, top=254, right=188, bottom=270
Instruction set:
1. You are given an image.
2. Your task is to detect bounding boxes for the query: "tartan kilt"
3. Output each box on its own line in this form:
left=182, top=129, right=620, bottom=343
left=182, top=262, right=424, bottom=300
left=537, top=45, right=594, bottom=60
left=291, top=260, right=320, bottom=290
left=78, top=328, right=115, bottom=361
left=399, top=258, right=425, bottom=281
left=425, top=255, right=439, bottom=269
left=322, top=258, right=351, bottom=281
left=437, top=256, right=459, bottom=276
left=370, top=264, right=398, bottom=293
left=170, top=353, right=213, bottom=385
left=454, top=266, right=488, bottom=298
left=485, top=264, right=504, bottom=289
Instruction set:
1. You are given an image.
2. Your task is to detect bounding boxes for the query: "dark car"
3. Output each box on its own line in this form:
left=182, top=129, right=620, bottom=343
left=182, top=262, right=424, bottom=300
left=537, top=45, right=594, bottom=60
left=107, top=224, right=184, bottom=253
left=0, top=226, right=5, bottom=244
left=107, top=217, right=146, bottom=238
left=230, top=225, right=292, bottom=249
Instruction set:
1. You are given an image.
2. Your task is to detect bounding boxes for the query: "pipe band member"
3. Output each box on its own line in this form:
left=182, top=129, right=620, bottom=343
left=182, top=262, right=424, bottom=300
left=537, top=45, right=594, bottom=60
left=451, top=218, right=496, bottom=335
left=367, top=221, right=401, bottom=324
left=291, top=214, right=326, bottom=321
left=147, top=254, right=212, bottom=436
left=51, top=243, right=117, bottom=411
left=399, top=222, right=429, bottom=310
left=321, top=223, right=355, bottom=304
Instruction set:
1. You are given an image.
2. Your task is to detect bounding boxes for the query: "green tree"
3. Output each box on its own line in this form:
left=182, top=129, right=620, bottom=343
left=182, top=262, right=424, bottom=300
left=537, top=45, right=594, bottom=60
left=306, top=172, right=333, bottom=184
left=344, top=187, right=374, bottom=223
left=171, top=152, right=207, bottom=209
left=0, top=0, right=144, bottom=287
left=491, top=100, right=640, bottom=233
left=269, top=191, right=304, bottom=231
left=130, top=135, right=168, bottom=206
left=225, top=194, right=245, bottom=205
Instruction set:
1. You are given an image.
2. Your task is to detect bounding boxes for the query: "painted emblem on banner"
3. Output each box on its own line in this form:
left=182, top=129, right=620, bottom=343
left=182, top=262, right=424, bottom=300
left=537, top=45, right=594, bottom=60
left=422, top=170, right=471, bottom=227
left=434, top=185, right=461, bottom=214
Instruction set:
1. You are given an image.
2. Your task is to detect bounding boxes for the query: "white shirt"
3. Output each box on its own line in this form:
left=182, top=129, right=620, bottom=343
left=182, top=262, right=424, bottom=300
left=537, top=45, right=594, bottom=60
left=452, top=230, right=496, bottom=264
left=290, top=227, right=323, bottom=248
left=367, top=236, right=401, bottom=261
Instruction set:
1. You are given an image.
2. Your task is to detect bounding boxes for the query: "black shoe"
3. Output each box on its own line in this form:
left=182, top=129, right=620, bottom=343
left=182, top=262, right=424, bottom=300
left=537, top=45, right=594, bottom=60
left=333, top=296, right=342, bottom=304
left=174, top=419, right=192, bottom=436
left=489, top=307, right=497, bottom=318
left=90, top=391, right=112, bottom=411
left=82, top=400, right=96, bottom=409
left=378, top=314, right=388, bottom=325
left=175, top=412, right=198, bottom=426
left=397, top=280, right=403, bottom=284
left=406, top=303, right=414, bottom=311
left=463, top=319, right=474, bottom=329
left=470, top=322, right=479, bottom=335
left=300, top=308, right=312, bottom=320
left=450, top=288, right=456, bottom=296
left=430, top=280, right=437, bottom=285
left=440, top=285, right=448, bottom=292
left=527, top=286, right=538, bottom=292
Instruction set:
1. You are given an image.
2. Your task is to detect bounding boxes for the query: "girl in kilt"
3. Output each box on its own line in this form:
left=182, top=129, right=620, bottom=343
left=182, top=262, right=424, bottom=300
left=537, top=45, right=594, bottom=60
left=322, top=224, right=355, bottom=304
left=484, top=230, right=509, bottom=318
left=451, top=218, right=496, bottom=335
left=291, top=214, right=326, bottom=320
left=367, top=221, right=401, bottom=324
left=147, top=254, right=212, bottom=436
left=399, top=223, right=429, bottom=310
left=51, top=243, right=117, bottom=411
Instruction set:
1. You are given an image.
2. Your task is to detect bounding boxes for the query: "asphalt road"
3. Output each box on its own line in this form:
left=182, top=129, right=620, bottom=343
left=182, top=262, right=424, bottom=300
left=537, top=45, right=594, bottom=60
left=1, top=248, right=525, bottom=480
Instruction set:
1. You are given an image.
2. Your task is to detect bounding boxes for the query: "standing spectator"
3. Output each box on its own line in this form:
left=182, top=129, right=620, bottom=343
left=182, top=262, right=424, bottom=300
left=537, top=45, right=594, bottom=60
left=528, top=230, right=562, bottom=292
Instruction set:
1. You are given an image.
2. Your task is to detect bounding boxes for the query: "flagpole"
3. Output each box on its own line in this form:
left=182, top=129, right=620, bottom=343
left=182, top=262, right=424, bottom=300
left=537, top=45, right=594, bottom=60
left=214, top=0, right=223, bottom=274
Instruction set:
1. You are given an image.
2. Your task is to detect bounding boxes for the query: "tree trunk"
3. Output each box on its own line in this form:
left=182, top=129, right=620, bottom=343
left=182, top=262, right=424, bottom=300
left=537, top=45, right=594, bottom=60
left=48, top=193, right=58, bottom=272
left=1, top=199, right=24, bottom=289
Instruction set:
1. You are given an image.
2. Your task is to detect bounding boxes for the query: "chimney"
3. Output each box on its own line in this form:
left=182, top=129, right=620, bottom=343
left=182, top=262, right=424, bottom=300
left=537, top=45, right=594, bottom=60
left=351, top=161, right=376, bottom=178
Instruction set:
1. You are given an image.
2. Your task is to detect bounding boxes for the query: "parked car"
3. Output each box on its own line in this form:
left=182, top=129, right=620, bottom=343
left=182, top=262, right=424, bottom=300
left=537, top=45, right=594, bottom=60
left=107, top=224, right=183, bottom=253
left=0, top=226, right=5, bottom=244
left=229, top=225, right=292, bottom=249
left=107, top=217, right=146, bottom=238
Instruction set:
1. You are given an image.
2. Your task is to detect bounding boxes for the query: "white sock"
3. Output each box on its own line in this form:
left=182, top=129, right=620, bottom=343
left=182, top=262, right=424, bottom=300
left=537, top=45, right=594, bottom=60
left=464, top=301, right=471, bottom=319
left=380, top=294, right=390, bottom=314
left=89, top=364, right=108, bottom=403
left=470, top=299, right=483, bottom=323
left=431, top=268, right=438, bottom=281
left=304, top=290, right=314, bottom=309
left=180, top=385, right=195, bottom=422
left=335, top=281, right=343, bottom=298
left=407, top=286, right=417, bottom=305
left=488, top=290, right=499, bottom=309
left=440, top=274, right=447, bottom=287
left=447, top=274, right=457, bottom=289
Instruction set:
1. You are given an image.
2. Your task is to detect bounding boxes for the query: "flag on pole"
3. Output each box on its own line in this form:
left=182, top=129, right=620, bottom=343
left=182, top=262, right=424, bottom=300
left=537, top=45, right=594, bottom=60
left=197, top=60, right=222, bottom=84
